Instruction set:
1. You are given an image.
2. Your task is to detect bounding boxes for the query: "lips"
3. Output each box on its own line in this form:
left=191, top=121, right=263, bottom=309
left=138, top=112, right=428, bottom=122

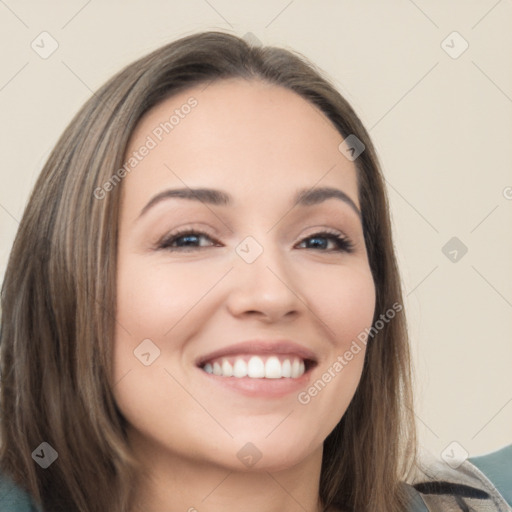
left=195, top=339, right=317, bottom=380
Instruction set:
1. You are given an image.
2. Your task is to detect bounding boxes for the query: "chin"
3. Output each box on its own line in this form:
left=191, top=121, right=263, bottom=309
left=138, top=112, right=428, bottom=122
left=220, top=450, right=314, bottom=474
left=220, top=433, right=322, bottom=474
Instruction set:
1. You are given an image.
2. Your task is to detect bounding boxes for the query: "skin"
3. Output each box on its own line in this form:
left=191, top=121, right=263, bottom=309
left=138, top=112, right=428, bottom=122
left=111, top=78, right=376, bottom=512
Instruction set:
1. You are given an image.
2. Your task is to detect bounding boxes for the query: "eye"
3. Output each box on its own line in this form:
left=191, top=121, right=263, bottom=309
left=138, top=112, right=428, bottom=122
left=157, top=228, right=354, bottom=254
left=157, top=229, right=218, bottom=252
left=296, top=230, right=355, bottom=253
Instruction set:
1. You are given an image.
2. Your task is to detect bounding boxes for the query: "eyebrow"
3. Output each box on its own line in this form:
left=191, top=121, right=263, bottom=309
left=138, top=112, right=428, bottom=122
left=137, top=186, right=361, bottom=220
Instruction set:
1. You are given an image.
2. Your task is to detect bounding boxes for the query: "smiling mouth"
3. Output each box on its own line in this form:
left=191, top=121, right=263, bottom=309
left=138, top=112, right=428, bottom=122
left=199, top=354, right=316, bottom=379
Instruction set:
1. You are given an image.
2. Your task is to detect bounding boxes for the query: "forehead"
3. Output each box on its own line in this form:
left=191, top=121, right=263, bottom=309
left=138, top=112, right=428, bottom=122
left=121, top=78, right=359, bottom=213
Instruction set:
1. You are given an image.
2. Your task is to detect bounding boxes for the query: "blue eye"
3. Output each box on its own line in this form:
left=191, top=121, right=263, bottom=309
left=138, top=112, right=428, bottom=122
left=157, top=229, right=354, bottom=253
left=158, top=230, right=217, bottom=252
left=297, top=231, right=355, bottom=253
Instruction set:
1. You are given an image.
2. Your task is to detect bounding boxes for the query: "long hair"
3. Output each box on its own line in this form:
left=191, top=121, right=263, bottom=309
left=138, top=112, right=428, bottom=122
left=0, top=30, right=416, bottom=512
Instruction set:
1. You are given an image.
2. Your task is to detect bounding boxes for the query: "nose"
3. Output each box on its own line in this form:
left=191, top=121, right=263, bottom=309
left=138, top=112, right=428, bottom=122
left=225, top=240, right=304, bottom=322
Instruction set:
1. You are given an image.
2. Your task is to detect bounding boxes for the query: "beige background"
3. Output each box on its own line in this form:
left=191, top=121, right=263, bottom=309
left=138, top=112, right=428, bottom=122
left=1, top=0, right=511, bottom=462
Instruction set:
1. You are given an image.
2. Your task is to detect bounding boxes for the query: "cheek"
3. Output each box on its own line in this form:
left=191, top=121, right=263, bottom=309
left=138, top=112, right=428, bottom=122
left=314, top=265, right=376, bottom=345
left=293, top=263, right=375, bottom=415
left=115, top=258, right=216, bottom=337
left=294, top=273, right=375, bottom=450
left=111, top=256, right=225, bottom=402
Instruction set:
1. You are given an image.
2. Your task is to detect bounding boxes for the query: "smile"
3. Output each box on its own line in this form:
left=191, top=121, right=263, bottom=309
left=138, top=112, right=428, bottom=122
left=201, top=354, right=308, bottom=379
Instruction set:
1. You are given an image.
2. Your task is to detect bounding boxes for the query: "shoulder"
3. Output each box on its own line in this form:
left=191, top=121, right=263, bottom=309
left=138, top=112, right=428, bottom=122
left=468, top=443, right=512, bottom=507
left=411, top=444, right=512, bottom=511
left=401, top=482, right=429, bottom=511
left=0, top=470, right=38, bottom=512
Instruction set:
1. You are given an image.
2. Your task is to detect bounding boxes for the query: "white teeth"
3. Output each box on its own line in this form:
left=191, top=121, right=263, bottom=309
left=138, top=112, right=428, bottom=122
left=281, top=358, right=292, bottom=378
left=291, top=358, right=301, bottom=378
left=213, top=362, right=222, bottom=376
left=221, top=359, right=233, bottom=377
left=264, top=356, right=282, bottom=379
left=247, top=356, right=266, bottom=378
left=202, top=356, right=306, bottom=379
left=233, top=359, right=248, bottom=378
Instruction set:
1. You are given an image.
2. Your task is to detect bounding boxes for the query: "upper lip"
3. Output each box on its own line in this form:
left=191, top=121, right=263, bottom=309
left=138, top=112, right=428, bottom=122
left=195, top=339, right=318, bottom=367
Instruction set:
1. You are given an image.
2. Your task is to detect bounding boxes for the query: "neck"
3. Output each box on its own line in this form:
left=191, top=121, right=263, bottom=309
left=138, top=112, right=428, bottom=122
left=129, top=432, right=326, bottom=512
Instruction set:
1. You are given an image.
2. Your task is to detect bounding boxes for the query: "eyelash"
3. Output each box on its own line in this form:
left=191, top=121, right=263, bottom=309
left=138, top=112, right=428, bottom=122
left=157, top=228, right=355, bottom=254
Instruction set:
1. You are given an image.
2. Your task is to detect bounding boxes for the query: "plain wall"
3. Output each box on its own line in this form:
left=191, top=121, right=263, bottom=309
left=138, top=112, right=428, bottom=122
left=0, top=0, right=511, bottom=462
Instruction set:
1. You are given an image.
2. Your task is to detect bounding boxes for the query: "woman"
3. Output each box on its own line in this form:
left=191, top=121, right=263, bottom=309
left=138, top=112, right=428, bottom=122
left=0, top=30, right=510, bottom=512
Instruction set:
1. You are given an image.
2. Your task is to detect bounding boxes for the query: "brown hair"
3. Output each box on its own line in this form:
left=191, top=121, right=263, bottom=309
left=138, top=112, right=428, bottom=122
left=0, top=30, right=416, bottom=511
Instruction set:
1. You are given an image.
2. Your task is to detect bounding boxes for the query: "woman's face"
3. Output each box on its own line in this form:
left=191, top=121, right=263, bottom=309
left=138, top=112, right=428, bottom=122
left=112, top=78, right=376, bottom=473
